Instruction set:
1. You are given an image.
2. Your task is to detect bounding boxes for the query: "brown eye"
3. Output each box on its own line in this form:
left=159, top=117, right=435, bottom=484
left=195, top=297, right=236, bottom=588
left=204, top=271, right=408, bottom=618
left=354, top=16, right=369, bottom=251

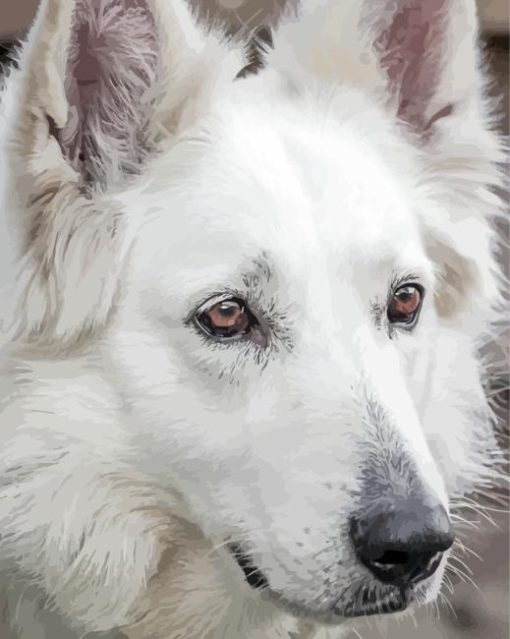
left=387, top=285, right=423, bottom=326
left=195, top=297, right=255, bottom=340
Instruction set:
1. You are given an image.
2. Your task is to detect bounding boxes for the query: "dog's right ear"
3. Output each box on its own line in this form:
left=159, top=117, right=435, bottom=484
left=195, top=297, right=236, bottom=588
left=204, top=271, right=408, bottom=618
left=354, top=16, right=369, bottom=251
left=5, top=0, right=243, bottom=347
left=13, top=0, right=243, bottom=189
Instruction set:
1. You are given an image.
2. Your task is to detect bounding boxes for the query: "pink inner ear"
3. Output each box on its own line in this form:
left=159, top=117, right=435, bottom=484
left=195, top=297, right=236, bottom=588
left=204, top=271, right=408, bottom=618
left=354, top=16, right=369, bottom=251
left=376, top=0, right=451, bottom=133
left=56, top=0, right=159, bottom=186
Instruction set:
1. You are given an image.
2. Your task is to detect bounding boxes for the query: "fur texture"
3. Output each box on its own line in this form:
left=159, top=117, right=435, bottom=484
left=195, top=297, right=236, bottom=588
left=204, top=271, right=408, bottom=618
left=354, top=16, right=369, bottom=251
left=0, top=0, right=505, bottom=638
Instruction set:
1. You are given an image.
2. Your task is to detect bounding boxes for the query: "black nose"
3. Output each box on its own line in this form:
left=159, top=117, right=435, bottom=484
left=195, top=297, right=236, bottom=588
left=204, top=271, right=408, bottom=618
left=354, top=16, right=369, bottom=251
left=350, top=502, right=454, bottom=587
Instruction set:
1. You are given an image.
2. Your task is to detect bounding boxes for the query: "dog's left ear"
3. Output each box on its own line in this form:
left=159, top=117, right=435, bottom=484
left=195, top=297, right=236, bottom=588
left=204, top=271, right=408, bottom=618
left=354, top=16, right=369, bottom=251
left=270, top=0, right=504, bottom=328
left=6, top=0, right=243, bottom=346
left=270, top=0, right=490, bottom=140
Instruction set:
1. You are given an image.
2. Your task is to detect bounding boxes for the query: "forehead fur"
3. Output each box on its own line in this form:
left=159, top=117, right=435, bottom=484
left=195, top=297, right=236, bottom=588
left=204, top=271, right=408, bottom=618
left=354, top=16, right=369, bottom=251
left=123, top=76, right=428, bottom=263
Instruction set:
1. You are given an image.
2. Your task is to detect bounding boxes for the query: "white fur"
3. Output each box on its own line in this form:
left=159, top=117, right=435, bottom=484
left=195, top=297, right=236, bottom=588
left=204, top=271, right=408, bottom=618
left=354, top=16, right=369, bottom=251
left=0, top=0, right=505, bottom=638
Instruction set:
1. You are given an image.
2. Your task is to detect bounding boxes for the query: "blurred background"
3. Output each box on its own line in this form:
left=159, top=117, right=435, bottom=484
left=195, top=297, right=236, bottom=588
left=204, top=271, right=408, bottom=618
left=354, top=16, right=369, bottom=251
left=0, top=1, right=508, bottom=638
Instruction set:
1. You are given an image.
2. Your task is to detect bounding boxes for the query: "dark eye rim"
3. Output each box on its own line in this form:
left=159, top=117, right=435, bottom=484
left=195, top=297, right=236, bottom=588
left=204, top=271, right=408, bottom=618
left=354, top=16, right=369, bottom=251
left=192, top=295, right=260, bottom=343
left=387, top=282, right=425, bottom=329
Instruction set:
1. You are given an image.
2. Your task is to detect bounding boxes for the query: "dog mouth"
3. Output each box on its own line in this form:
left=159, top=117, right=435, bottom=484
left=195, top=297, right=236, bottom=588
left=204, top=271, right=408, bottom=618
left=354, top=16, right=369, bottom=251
left=337, top=584, right=409, bottom=617
left=228, top=543, right=269, bottom=590
left=228, top=543, right=411, bottom=620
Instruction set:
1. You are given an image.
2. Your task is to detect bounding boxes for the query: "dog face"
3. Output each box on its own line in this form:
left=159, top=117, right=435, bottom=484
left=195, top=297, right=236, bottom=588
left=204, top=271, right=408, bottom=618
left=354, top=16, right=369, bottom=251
left=107, top=93, right=445, bottom=618
left=1, top=0, right=503, bottom=627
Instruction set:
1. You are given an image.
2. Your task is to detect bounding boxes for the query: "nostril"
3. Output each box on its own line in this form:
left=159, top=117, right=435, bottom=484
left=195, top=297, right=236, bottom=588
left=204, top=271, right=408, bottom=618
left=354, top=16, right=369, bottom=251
left=373, top=549, right=410, bottom=566
left=361, top=547, right=445, bottom=586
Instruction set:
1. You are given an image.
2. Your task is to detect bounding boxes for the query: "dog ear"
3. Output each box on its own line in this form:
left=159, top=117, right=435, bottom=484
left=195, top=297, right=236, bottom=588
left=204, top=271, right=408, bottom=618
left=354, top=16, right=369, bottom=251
left=5, top=0, right=243, bottom=347
left=270, top=0, right=505, bottom=329
left=15, top=0, right=242, bottom=188
left=270, top=0, right=489, bottom=138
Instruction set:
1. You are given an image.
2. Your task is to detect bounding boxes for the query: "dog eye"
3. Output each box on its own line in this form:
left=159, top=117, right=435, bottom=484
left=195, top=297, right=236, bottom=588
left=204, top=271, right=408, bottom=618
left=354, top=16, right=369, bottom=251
left=387, top=285, right=423, bottom=326
left=194, top=297, right=258, bottom=340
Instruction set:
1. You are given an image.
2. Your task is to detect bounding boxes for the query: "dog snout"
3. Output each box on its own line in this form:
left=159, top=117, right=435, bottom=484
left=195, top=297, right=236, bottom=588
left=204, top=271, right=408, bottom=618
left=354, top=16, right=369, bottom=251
left=350, top=501, right=454, bottom=587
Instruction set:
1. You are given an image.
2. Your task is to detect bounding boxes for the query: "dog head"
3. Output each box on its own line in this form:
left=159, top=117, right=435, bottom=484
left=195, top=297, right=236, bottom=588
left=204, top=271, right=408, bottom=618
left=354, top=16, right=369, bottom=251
left=0, top=0, right=504, bottom=626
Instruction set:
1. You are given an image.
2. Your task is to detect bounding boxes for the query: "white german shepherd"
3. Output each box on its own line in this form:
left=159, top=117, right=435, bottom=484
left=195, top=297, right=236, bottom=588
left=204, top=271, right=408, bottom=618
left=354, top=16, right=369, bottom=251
left=0, top=0, right=505, bottom=638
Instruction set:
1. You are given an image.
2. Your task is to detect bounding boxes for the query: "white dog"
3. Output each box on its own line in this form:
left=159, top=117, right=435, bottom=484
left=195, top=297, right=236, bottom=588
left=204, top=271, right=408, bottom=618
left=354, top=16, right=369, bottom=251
left=0, top=0, right=505, bottom=637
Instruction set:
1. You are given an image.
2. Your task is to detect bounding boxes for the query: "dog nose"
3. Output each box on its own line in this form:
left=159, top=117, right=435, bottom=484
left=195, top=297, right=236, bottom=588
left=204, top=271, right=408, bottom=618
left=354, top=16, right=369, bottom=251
left=350, top=502, right=454, bottom=587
